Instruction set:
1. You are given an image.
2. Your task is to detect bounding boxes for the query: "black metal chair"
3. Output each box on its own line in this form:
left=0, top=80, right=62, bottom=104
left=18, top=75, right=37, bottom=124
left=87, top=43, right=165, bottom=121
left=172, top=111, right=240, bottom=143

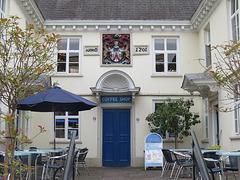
left=203, top=151, right=223, bottom=180
left=224, top=154, right=238, bottom=180
left=75, top=147, right=89, bottom=176
left=173, top=151, right=193, bottom=180
left=161, top=149, right=177, bottom=178
left=41, top=153, right=68, bottom=180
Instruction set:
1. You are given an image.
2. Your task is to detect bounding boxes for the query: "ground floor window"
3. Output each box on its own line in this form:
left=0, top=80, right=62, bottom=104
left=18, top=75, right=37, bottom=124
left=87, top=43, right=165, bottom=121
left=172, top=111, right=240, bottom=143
left=234, top=103, right=240, bottom=134
left=203, top=99, right=209, bottom=139
left=153, top=101, right=176, bottom=139
left=55, top=111, right=80, bottom=140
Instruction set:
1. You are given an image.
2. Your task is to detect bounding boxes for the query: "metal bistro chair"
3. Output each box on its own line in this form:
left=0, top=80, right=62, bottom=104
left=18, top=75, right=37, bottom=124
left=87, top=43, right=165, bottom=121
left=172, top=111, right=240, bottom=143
left=41, top=153, right=68, bottom=180
left=161, top=149, right=177, bottom=178
left=224, top=154, right=239, bottom=180
left=75, top=147, right=90, bottom=176
left=203, top=151, right=223, bottom=180
left=18, top=152, right=42, bottom=179
left=173, top=151, right=193, bottom=180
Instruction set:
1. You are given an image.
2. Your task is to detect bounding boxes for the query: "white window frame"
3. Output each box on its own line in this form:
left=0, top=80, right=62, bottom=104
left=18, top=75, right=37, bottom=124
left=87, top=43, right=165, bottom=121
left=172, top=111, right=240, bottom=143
left=0, top=0, right=6, bottom=18
left=56, top=37, right=82, bottom=75
left=204, top=25, right=211, bottom=67
left=153, top=37, right=180, bottom=75
left=153, top=100, right=176, bottom=139
left=230, top=0, right=239, bottom=41
left=55, top=112, right=81, bottom=141
left=203, top=99, right=209, bottom=139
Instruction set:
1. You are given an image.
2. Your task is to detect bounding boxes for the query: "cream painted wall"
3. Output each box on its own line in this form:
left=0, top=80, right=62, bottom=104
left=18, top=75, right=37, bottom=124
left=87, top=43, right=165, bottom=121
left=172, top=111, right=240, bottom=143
left=196, top=0, right=240, bottom=151
left=52, top=31, right=201, bottom=96
left=36, top=26, right=205, bottom=165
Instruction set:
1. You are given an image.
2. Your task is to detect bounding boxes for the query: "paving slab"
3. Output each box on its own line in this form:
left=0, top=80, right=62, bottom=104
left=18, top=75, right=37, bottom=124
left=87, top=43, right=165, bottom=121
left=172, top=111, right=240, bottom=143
left=75, top=167, right=193, bottom=180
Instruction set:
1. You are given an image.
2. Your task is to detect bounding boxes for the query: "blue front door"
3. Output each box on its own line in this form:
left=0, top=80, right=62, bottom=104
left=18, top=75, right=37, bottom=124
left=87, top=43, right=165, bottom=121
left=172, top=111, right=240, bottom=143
left=102, top=109, right=131, bottom=166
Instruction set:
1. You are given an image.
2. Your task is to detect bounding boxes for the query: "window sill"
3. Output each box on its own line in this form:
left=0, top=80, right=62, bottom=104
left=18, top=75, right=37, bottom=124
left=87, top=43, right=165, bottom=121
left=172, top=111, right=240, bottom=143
left=201, top=139, right=209, bottom=143
left=151, top=74, right=183, bottom=77
left=163, top=139, right=183, bottom=143
left=101, top=64, right=132, bottom=67
left=49, top=140, right=82, bottom=144
left=53, top=74, right=83, bottom=77
left=229, top=135, right=240, bottom=140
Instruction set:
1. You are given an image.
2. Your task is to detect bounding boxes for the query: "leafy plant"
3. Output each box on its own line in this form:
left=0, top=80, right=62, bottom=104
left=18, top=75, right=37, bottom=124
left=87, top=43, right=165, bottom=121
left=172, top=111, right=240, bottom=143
left=146, top=98, right=200, bottom=148
left=0, top=16, right=59, bottom=179
left=206, top=144, right=221, bottom=150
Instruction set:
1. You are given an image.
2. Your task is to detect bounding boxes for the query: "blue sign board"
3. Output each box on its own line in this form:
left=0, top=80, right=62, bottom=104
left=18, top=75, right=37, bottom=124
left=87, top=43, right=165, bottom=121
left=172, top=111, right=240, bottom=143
left=145, top=133, right=163, bottom=170
left=101, top=95, right=132, bottom=103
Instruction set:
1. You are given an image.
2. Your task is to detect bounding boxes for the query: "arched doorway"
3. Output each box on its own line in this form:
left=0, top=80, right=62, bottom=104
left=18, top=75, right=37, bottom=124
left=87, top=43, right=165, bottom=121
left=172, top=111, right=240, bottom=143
left=91, top=70, right=140, bottom=166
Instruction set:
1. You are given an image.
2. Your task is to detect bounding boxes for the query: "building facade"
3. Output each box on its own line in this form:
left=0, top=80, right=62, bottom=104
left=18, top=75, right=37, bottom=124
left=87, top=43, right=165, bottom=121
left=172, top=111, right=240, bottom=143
left=0, top=0, right=239, bottom=167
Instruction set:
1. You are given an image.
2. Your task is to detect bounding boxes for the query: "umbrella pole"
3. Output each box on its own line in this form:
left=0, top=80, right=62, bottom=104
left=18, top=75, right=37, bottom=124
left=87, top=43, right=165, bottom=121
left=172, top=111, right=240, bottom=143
left=53, top=104, right=56, bottom=150
left=54, top=111, right=56, bottom=150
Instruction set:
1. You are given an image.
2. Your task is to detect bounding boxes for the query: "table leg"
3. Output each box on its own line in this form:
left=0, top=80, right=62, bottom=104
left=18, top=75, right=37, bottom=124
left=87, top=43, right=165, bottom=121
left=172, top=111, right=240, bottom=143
left=238, top=156, right=240, bottom=180
left=219, top=156, right=226, bottom=180
left=28, top=154, right=31, bottom=180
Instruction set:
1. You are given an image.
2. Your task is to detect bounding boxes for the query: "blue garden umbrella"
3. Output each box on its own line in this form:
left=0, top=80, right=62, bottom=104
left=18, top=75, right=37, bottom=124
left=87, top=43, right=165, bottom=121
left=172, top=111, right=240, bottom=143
left=17, top=86, right=98, bottom=148
left=17, top=86, right=98, bottom=112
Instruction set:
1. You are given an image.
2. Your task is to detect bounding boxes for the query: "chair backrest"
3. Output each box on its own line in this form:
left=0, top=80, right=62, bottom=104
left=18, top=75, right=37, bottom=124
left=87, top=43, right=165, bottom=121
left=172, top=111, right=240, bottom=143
left=19, top=153, right=42, bottom=166
left=229, top=155, right=238, bottom=169
left=78, top=148, right=88, bottom=162
left=161, top=149, right=174, bottom=163
left=203, top=151, right=220, bottom=168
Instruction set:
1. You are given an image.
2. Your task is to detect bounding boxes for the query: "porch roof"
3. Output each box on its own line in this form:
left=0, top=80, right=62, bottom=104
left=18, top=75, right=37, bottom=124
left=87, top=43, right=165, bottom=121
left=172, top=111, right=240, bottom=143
left=181, top=72, right=218, bottom=98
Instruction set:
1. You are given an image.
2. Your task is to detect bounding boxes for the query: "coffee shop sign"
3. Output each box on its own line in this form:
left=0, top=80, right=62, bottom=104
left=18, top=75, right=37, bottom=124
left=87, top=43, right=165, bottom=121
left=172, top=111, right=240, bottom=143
left=101, top=95, right=132, bottom=103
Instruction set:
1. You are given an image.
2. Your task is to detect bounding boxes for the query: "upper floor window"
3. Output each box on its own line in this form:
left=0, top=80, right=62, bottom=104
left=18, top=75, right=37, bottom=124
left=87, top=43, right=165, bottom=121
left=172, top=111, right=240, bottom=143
left=57, top=37, right=81, bottom=74
left=205, top=25, right=211, bottom=67
left=153, top=37, right=179, bottom=74
left=0, top=0, right=6, bottom=18
left=55, top=111, right=80, bottom=140
left=231, top=0, right=239, bottom=41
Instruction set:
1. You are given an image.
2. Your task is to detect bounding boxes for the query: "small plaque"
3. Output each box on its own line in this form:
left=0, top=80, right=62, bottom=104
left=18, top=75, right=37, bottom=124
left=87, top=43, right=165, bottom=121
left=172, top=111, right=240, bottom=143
left=83, top=46, right=100, bottom=56
left=133, top=45, right=149, bottom=55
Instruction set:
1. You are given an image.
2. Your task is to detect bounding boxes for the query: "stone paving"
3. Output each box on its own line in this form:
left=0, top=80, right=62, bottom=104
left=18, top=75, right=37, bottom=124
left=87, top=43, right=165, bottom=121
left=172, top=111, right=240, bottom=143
left=75, top=167, right=238, bottom=180
left=75, top=167, right=192, bottom=180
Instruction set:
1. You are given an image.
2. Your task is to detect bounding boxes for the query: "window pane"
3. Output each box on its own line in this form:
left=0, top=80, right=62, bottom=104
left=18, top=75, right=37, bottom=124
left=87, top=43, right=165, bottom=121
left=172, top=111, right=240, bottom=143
left=56, top=119, right=65, bottom=128
left=155, top=39, right=164, bottom=50
left=56, top=129, right=65, bottom=138
left=168, top=64, right=176, bottom=72
left=58, top=39, right=67, bottom=50
left=70, top=39, right=79, bottom=50
left=156, top=53, right=164, bottom=62
left=167, top=39, right=177, bottom=50
left=168, top=54, right=176, bottom=62
left=68, top=111, right=79, bottom=115
left=55, top=112, right=66, bottom=116
left=68, top=129, right=78, bottom=139
left=156, top=64, right=164, bottom=72
left=231, top=0, right=238, bottom=14
left=68, top=119, right=78, bottom=128
left=155, top=103, right=163, bottom=111
left=57, top=63, right=66, bottom=72
left=58, top=53, right=66, bottom=62
left=69, top=63, right=79, bottom=73
left=69, top=53, right=79, bottom=62
left=205, top=45, right=211, bottom=67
